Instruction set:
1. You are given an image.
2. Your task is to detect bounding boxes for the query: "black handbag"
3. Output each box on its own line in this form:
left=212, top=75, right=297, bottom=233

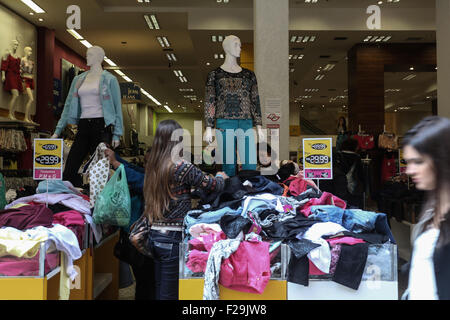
left=114, top=229, right=147, bottom=268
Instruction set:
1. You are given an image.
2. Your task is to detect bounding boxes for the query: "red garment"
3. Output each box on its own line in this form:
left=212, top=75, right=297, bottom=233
left=300, top=192, right=347, bottom=217
left=353, top=134, right=375, bottom=150
left=219, top=239, right=271, bottom=295
left=0, top=252, right=59, bottom=277
left=0, top=204, right=53, bottom=230
left=53, top=210, right=86, bottom=247
left=1, top=55, right=23, bottom=92
left=381, top=155, right=397, bottom=182
left=22, top=77, right=35, bottom=90
left=284, top=176, right=308, bottom=196
left=327, top=236, right=365, bottom=246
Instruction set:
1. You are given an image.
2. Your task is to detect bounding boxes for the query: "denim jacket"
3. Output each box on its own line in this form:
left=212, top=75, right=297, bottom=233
left=55, top=70, right=124, bottom=141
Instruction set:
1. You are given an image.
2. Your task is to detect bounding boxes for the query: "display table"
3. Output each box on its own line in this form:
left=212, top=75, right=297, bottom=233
left=0, top=227, right=119, bottom=300
left=179, top=243, right=398, bottom=300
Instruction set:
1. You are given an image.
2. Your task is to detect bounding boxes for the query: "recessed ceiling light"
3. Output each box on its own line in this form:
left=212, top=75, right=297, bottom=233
left=29, top=12, right=34, bottom=15
left=409, top=66, right=414, bottom=71
left=144, top=14, right=160, bottom=30
left=206, top=62, right=211, bottom=66
left=38, top=18, right=44, bottom=22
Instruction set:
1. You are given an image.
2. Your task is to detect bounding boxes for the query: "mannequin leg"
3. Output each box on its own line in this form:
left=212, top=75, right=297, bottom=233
left=8, top=89, right=19, bottom=120
left=63, top=121, right=91, bottom=187
left=237, top=119, right=257, bottom=172
left=24, top=87, right=34, bottom=123
left=216, top=119, right=238, bottom=177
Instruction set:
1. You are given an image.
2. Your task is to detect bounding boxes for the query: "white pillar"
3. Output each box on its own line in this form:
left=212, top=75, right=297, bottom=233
left=254, top=0, right=290, bottom=161
left=436, top=0, right=450, bottom=119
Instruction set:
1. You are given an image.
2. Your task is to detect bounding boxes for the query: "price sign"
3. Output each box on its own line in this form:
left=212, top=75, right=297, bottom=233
left=303, top=138, right=333, bottom=180
left=33, top=139, right=64, bottom=180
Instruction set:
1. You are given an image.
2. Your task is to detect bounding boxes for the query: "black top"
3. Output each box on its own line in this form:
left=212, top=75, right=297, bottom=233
left=204, top=67, right=262, bottom=128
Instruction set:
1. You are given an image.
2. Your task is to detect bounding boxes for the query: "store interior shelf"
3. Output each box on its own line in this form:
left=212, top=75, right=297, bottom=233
left=93, top=273, right=113, bottom=299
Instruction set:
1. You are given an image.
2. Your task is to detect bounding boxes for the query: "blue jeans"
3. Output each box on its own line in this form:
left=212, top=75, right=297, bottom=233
left=216, top=119, right=257, bottom=177
left=147, top=230, right=182, bottom=300
left=184, top=207, right=243, bottom=235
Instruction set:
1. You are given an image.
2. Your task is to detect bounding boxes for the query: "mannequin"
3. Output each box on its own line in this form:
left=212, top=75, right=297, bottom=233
left=204, top=35, right=264, bottom=177
left=20, top=46, right=36, bottom=124
left=52, top=45, right=124, bottom=187
left=1, top=40, right=22, bottom=120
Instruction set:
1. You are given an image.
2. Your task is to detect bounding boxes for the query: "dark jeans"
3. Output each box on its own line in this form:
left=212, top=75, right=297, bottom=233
left=63, top=118, right=113, bottom=187
left=147, top=229, right=182, bottom=300
left=130, top=255, right=156, bottom=300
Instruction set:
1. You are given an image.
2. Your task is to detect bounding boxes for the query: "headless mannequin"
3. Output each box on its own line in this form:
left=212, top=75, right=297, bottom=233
left=21, top=47, right=36, bottom=124
left=51, top=47, right=120, bottom=148
left=204, top=35, right=264, bottom=143
left=1, top=40, right=20, bottom=120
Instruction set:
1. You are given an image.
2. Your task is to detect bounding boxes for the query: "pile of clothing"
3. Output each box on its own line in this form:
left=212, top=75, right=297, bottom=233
left=0, top=180, right=101, bottom=299
left=183, top=165, right=396, bottom=299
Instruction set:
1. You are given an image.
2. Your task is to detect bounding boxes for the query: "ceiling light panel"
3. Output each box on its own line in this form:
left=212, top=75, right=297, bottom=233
left=157, top=36, right=170, bottom=48
left=21, top=0, right=45, bottom=13
left=290, top=35, right=316, bottom=43
left=364, top=35, right=392, bottom=42
left=67, top=29, right=83, bottom=40
left=144, top=14, right=160, bottom=30
left=211, top=35, right=225, bottom=42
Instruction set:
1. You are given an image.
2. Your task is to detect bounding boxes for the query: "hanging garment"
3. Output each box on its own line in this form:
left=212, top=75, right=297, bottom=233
left=6, top=193, right=91, bottom=215
left=0, top=204, right=53, bottom=230
left=299, top=222, right=348, bottom=274
left=353, top=134, right=375, bottom=150
left=78, top=143, right=110, bottom=209
left=0, top=173, right=6, bottom=210
left=203, top=238, right=241, bottom=300
left=381, top=153, right=397, bottom=182
left=1, top=54, right=22, bottom=92
left=378, top=133, right=398, bottom=150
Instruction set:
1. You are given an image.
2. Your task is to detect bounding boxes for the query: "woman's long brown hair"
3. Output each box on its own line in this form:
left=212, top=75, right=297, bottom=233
left=144, top=120, right=183, bottom=223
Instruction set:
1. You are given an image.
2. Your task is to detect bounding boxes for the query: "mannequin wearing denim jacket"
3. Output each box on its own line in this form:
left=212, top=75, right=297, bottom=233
left=52, top=46, right=124, bottom=187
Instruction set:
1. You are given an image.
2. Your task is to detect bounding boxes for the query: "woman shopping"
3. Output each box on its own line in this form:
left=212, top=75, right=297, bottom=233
left=143, top=120, right=228, bottom=300
left=402, top=116, right=450, bottom=300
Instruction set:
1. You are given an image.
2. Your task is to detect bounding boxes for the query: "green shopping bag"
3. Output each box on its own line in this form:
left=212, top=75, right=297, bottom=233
left=93, top=164, right=131, bottom=227
left=0, top=173, right=6, bottom=210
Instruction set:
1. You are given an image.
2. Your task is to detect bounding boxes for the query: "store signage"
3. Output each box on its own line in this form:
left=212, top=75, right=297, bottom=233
left=120, top=82, right=141, bottom=101
left=399, top=148, right=407, bottom=174
left=303, top=138, right=333, bottom=180
left=265, top=98, right=282, bottom=129
left=33, top=139, right=64, bottom=180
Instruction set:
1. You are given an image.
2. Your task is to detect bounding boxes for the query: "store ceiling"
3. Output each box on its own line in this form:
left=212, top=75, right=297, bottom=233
left=0, top=0, right=436, bottom=115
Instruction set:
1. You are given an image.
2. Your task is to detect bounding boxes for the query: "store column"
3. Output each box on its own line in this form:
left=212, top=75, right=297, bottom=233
left=254, top=0, right=290, bottom=162
left=436, top=0, right=450, bottom=119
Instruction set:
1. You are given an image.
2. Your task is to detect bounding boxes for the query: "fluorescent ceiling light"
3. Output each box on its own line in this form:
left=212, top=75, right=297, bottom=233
left=164, top=105, right=173, bottom=113
left=402, top=74, right=416, bottom=81
left=171, top=54, right=177, bottom=61
left=122, top=75, right=133, bottom=82
left=315, top=74, right=325, bottom=81
left=67, top=29, right=83, bottom=40
left=80, top=40, right=93, bottom=48
left=144, top=14, right=160, bottom=30
left=114, top=70, right=125, bottom=77
left=104, top=57, right=117, bottom=67
left=162, top=37, right=170, bottom=47
left=21, top=0, right=45, bottom=13
left=323, top=64, right=335, bottom=71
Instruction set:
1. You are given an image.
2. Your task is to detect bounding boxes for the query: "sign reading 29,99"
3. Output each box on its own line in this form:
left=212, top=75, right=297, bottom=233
left=303, top=138, right=333, bottom=180
left=33, top=139, right=64, bottom=180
